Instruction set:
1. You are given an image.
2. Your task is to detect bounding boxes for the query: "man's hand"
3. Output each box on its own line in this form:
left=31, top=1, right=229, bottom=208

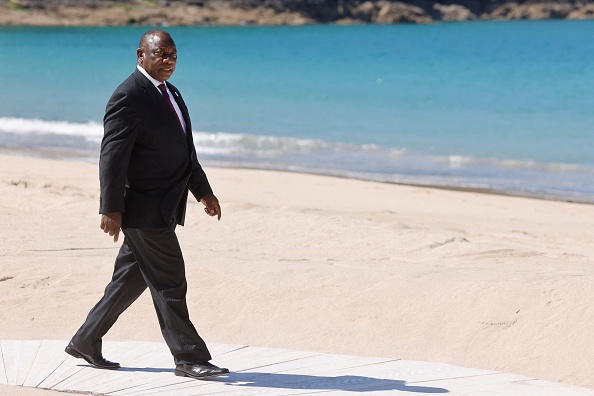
left=100, top=212, right=122, bottom=243
left=200, top=193, right=221, bottom=221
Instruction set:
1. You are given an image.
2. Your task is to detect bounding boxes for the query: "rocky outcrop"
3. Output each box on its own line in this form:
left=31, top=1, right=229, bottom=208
left=1, top=0, right=594, bottom=26
left=568, top=3, right=594, bottom=18
left=0, top=0, right=313, bottom=26
left=433, top=3, right=477, bottom=21
left=489, top=2, right=575, bottom=19
left=345, top=1, right=431, bottom=23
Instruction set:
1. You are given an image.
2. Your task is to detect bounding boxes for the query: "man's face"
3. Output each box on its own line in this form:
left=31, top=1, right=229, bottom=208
left=137, top=33, right=177, bottom=82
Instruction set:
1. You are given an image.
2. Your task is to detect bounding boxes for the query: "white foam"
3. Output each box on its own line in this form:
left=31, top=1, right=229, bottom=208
left=0, top=117, right=104, bottom=143
left=2, top=117, right=593, bottom=201
left=191, top=131, right=381, bottom=155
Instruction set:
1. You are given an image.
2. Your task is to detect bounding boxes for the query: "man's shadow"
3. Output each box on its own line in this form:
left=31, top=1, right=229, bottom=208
left=119, top=367, right=449, bottom=393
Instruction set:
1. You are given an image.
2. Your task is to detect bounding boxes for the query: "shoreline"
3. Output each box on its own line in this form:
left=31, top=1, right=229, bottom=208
left=2, top=144, right=593, bottom=206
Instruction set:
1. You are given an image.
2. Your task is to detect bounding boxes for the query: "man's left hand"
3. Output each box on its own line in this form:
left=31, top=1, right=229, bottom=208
left=200, top=193, right=221, bottom=220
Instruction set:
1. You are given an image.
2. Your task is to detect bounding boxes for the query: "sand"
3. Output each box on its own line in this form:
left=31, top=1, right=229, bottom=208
left=0, top=152, right=593, bottom=392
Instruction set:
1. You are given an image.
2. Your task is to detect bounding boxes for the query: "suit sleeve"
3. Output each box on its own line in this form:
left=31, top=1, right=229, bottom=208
left=188, top=144, right=214, bottom=202
left=99, top=89, right=139, bottom=214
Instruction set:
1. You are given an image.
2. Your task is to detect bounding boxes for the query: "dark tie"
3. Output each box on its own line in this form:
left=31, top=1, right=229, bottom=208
left=157, top=83, right=185, bottom=135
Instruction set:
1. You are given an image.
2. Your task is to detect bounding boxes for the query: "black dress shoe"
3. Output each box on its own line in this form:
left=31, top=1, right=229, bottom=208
left=175, top=362, right=229, bottom=379
left=65, top=342, right=120, bottom=370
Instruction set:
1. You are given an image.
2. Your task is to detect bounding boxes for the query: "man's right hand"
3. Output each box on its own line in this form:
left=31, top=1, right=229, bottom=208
left=100, top=212, right=122, bottom=243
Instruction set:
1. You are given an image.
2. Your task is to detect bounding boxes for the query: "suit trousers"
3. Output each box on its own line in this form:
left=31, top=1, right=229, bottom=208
left=70, top=224, right=212, bottom=364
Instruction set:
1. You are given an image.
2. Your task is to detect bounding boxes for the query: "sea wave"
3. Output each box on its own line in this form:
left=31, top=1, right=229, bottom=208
left=192, top=131, right=391, bottom=157
left=1, top=117, right=593, bottom=202
left=0, top=117, right=590, bottom=172
left=0, top=117, right=104, bottom=143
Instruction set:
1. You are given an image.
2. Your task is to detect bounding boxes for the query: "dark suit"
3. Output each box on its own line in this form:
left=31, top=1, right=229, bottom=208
left=70, top=68, right=214, bottom=364
left=99, top=68, right=212, bottom=228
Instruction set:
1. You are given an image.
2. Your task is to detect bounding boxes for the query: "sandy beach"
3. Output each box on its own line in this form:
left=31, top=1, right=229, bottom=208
left=0, top=152, right=593, bottom=393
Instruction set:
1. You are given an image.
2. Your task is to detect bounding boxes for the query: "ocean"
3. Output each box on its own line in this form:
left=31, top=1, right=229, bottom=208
left=1, top=21, right=593, bottom=202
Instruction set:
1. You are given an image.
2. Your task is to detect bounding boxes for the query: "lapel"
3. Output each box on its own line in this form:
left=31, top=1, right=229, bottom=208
left=167, top=83, right=191, bottom=129
left=167, top=81, right=193, bottom=149
left=133, top=69, right=188, bottom=147
left=134, top=68, right=165, bottom=110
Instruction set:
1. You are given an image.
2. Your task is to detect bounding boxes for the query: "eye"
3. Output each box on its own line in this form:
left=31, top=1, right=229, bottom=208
left=153, top=50, right=177, bottom=60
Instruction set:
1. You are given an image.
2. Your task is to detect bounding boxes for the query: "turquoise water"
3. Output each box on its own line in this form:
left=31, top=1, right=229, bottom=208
left=1, top=21, right=594, bottom=201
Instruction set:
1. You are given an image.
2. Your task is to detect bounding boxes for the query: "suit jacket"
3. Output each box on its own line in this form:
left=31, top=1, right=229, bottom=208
left=99, top=68, right=213, bottom=229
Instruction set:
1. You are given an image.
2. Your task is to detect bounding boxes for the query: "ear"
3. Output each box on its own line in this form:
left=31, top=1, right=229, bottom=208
left=136, top=48, right=144, bottom=63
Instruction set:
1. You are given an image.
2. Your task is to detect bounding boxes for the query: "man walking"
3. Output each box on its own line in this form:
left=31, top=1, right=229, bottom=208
left=65, top=29, right=228, bottom=379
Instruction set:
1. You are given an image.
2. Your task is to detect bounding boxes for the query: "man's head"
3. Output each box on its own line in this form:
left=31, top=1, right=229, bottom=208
left=137, top=30, right=177, bottom=82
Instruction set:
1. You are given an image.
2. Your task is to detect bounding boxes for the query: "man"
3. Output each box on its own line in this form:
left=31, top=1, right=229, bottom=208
left=65, top=30, right=228, bottom=380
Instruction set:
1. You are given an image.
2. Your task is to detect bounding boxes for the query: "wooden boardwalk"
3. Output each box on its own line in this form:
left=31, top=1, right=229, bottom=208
left=0, top=340, right=592, bottom=395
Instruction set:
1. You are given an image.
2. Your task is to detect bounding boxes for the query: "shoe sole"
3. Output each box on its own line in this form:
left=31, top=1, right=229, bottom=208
left=174, top=369, right=229, bottom=379
left=65, top=345, right=120, bottom=370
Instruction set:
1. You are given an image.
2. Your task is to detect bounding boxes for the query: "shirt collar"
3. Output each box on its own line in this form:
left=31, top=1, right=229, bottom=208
left=137, top=65, right=165, bottom=90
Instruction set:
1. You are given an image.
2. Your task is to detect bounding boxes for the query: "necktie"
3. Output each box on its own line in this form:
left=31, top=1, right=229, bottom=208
left=157, top=83, right=185, bottom=135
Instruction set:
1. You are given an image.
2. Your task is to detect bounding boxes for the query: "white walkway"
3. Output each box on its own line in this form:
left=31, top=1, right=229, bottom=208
left=0, top=340, right=592, bottom=395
